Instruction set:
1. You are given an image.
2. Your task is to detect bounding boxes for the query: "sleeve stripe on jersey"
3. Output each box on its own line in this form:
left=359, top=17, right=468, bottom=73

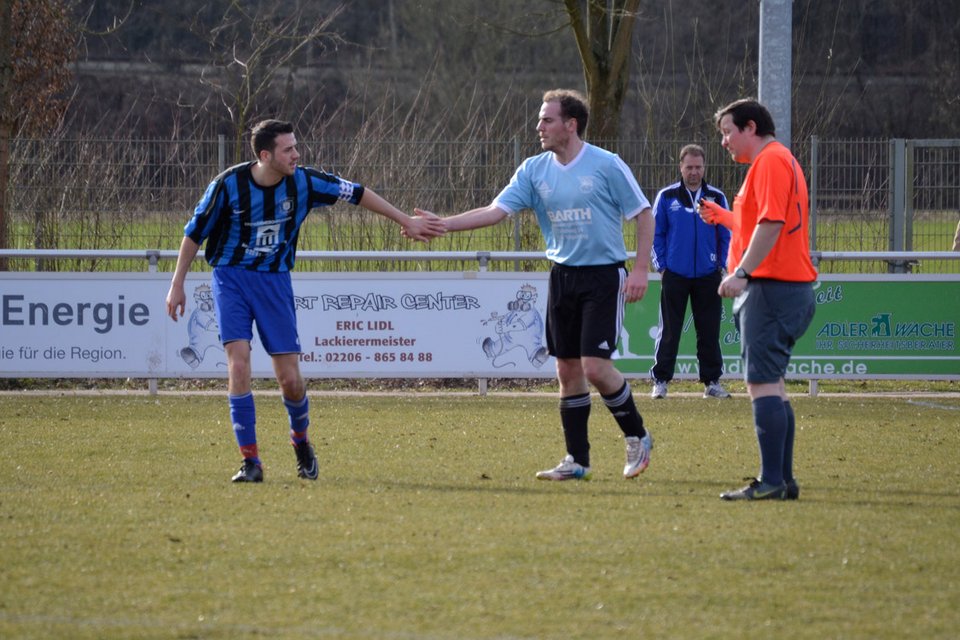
left=612, top=155, right=650, bottom=219
left=787, top=158, right=803, bottom=234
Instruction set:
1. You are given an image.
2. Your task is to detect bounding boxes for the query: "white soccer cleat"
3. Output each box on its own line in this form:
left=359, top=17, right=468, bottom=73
left=623, top=432, right=653, bottom=478
left=651, top=381, right=668, bottom=399
left=536, top=454, right=592, bottom=481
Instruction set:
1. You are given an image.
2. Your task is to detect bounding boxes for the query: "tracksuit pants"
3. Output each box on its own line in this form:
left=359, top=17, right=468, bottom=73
left=651, top=269, right=724, bottom=384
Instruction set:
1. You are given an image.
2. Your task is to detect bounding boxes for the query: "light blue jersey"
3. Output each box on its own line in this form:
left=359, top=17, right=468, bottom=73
left=494, top=143, right=650, bottom=266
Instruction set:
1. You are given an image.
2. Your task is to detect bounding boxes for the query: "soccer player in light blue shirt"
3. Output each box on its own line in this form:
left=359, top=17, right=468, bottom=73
left=415, top=89, right=656, bottom=481
left=495, top=137, right=650, bottom=266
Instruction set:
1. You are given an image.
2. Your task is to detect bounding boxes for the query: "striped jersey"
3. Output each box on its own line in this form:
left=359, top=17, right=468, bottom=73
left=185, top=161, right=364, bottom=271
left=493, top=143, right=650, bottom=266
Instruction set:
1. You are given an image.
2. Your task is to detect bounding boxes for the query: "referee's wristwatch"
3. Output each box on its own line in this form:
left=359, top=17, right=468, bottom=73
left=734, top=266, right=752, bottom=280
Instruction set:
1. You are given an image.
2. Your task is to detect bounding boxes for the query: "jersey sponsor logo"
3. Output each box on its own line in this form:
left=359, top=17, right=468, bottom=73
left=240, top=217, right=292, bottom=255
left=546, top=207, right=593, bottom=223
left=251, top=222, right=281, bottom=254
left=239, top=221, right=282, bottom=255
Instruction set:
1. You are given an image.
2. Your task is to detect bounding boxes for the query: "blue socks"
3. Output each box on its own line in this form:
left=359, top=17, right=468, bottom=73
left=752, top=395, right=787, bottom=486
left=783, top=400, right=796, bottom=484
left=284, top=395, right=310, bottom=444
left=228, top=393, right=311, bottom=467
left=229, top=392, right=259, bottom=465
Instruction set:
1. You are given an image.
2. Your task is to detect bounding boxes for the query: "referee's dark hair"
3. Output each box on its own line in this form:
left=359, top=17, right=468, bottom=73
left=714, top=99, right=776, bottom=138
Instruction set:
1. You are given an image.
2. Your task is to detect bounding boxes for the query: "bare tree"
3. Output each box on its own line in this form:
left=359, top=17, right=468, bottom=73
left=0, top=0, right=75, bottom=266
left=197, top=1, right=345, bottom=160
left=562, top=0, right=641, bottom=140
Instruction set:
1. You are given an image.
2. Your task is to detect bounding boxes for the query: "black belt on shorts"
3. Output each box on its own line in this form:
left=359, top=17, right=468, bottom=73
left=551, top=261, right=625, bottom=271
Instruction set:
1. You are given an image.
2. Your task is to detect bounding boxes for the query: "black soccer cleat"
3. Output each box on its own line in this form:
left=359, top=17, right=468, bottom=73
left=293, top=441, right=319, bottom=480
left=231, top=459, right=263, bottom=483
left=720, top=478, right=786, bottom=501
left=784, top=479, right=800, bottom=500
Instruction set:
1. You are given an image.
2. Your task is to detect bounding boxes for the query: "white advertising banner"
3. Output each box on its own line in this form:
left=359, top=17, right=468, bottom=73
left=0, top=272, right=556, bottom=378
left=4, top=272, right=958, bottom=381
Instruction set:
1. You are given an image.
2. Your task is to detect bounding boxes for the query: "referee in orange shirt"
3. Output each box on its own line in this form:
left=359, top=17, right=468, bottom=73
left=699, top=99, right=817, bottom=501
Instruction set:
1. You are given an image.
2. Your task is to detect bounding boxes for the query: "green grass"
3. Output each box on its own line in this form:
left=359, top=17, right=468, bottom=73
left=1, top=393, right=959, bottom=639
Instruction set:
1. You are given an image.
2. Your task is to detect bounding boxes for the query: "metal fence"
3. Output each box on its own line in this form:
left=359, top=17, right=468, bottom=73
left=5, top=136, right=959, bottom=273
left=808, top=137, right=960, bottom=273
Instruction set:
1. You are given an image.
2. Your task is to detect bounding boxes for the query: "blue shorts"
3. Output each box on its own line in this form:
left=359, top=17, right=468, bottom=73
left=211, top=267, right=301, bottom=355
left=734, top=279, right=815, bottom=384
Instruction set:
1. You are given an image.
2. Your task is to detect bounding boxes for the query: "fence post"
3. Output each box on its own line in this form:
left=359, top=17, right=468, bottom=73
left=512, top=136, right=521, bottom=271
left=478, top=251, right=490, bottom=396
left=147, top=249, right=160, bottom=395
left=218, top=135, right=226, bottom=172
left=905, top=139, right=915, bottom=254
left=889, top=139, right=907, bottom=273
left=809, top=135, right=818, bottom=251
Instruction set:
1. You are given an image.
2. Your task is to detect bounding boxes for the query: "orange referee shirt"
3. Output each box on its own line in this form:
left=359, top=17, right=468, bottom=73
left=729, top=141, right=818, bottom=282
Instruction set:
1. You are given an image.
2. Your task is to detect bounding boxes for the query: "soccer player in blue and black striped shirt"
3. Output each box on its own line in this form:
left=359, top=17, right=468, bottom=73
left=166, top=119, right=444, bottom=483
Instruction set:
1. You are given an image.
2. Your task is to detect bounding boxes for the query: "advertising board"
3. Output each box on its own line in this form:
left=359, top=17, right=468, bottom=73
left=1, top=272, right=957, bottom=380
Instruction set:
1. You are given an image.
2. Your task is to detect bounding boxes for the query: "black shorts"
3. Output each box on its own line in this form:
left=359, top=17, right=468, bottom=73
left=546, top=262, right=626, bottom=360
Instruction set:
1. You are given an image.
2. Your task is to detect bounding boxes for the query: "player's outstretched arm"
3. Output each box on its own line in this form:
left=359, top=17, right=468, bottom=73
left=359, top=188, right=446, bottom=242
left=412, top=205, right=508, bottom=233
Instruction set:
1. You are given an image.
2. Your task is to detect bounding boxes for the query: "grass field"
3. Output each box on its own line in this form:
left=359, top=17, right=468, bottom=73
left=1, top=392, right=959, bottom=639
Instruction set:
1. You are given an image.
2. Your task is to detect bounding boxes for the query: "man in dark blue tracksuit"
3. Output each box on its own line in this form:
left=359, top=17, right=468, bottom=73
left=650, top=144, right=731, bottom=399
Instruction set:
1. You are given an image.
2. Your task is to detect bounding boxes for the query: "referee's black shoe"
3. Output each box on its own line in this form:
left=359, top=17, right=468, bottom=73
left=784, top=479, right=800, bottom=500
left=231, top=459, right=263, bottom=483
left=293, top=441, right=319, bottom=480
left=720, top=478, right=786, bottom=501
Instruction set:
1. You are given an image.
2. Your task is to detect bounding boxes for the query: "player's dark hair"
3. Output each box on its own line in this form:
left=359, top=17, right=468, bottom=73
left=543, top=89, right=589, bottom=137
left=714, top=99, right=776, bottom=137
left=250, top=119, right=295, bottom=157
